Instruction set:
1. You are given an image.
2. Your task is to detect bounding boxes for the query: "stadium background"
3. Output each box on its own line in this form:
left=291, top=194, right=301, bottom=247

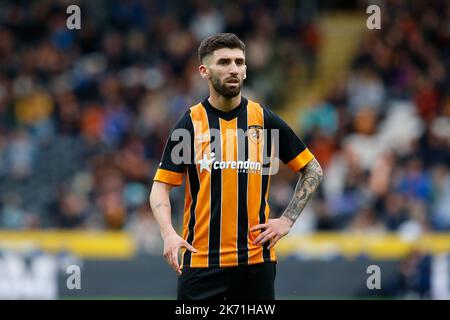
left=0, top=0, right=449, bottom=299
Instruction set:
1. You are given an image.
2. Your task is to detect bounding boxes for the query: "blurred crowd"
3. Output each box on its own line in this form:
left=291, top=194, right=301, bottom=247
left=0, top=0, right=319, bottom=252
left=284, top=0, right=450, bottom=237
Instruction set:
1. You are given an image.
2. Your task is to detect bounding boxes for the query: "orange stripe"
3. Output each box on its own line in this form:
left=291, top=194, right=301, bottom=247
left=180, top=169, right=192, bottom=268
left=153, top=168, right=184, bottom=186
left=287, top=148, right=314, bottom=172
left=189, top=103, right=211, bottom=267
left=246, top=101, right=265, bottom=264
left=219, top=118, right=238, bottom=266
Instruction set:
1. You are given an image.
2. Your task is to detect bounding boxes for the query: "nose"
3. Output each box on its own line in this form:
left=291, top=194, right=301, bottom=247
left=229, top=62, right=239, bottom=75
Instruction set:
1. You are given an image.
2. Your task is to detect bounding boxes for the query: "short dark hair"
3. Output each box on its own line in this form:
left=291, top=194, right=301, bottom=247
left=198, top=33, right=245, bottom=64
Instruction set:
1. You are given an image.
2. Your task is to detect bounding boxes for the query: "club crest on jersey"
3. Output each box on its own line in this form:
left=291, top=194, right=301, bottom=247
left=248, top=125, right=263, bottom=144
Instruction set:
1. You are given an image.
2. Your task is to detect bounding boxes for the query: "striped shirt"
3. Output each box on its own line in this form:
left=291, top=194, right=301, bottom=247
left=154, top=97, right=314, bottom=268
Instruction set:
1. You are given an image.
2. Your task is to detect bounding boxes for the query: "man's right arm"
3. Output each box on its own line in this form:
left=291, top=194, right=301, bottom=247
left=150, top=181, right=197, bottom=275
left=150, top=181, right=176, bottom=238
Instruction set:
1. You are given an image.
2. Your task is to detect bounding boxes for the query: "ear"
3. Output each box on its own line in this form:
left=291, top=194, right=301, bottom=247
left=199, top=64, right=210, bottom=79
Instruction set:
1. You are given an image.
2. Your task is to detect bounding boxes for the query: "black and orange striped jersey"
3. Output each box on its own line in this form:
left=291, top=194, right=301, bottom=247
left=153, top=97, right=314, bottom=268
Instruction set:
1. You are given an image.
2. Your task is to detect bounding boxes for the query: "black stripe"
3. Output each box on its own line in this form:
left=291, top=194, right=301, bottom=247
left=260, top=108, right=271, bottom=261
left=183, top=165, right=200, bottom=267
left=237, top=104, right=249, bottom=264
left=206, top=110, right=221, bottom=267
left=183, top=115, right=199, bottom=268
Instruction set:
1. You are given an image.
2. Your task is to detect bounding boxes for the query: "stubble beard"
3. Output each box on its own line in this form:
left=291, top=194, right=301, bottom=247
left=211, top=75, right=242, bottom=98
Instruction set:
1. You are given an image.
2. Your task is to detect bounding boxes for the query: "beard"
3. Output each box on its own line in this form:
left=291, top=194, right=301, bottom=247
left=210, top=75, right=242, bottom=98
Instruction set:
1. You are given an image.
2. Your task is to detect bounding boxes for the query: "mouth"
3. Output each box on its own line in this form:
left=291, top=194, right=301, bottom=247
left=226, top=78, right=240, bottom=84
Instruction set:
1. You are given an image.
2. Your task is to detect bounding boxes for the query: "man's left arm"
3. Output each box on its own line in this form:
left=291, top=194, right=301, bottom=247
left=251, top=158, right=323, bottom=248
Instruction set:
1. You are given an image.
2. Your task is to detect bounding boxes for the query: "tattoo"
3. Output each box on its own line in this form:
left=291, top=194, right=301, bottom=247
left=153, top=203, right=170, bottom=211
left=282, top=158, right=323, bottom=224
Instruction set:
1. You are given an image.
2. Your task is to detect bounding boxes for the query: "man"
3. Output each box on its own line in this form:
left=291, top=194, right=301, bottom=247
left=150, top=33, right=323, bottom=300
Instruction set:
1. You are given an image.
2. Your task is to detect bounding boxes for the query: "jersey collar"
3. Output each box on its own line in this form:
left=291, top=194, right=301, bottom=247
left=202, top=97, right=248, bottom=121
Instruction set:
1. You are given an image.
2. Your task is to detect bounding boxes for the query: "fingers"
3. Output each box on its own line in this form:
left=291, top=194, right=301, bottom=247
left=163, top=250, right=171, bottom=265
left=171, top=250, right=181, bottom=275
left=253, top=229, right=272, bottom=245
left=163, top=248, right=181, bottom=275
left=165, top=241, right=198, bottom=275
left=256, top=231, right=275, bottom=246
left=250, top=223, right=268, bottom=232
left=268, top=235, right=282, bottom=249
left=182, top=241, right=198, bottom=253
left=164, top=250, right=179, bottom=274
left=175, top=242, right=197, bottom=275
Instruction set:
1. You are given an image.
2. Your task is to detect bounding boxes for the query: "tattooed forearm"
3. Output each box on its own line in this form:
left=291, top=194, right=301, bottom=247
left=282, top=158, right=323, bottom=224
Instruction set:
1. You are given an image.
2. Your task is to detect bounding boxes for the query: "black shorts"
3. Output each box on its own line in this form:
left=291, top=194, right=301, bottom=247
left=177, top=261, right=276, bottom=300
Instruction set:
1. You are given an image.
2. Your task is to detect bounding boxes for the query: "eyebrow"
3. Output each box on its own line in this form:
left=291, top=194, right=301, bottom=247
left=217, top=57, right=245, bottom=63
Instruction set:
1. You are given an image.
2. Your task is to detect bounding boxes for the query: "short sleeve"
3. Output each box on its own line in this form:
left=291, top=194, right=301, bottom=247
left=153, top=111, right=193, bottom=186
left=265, top=108, right=314, bottom=172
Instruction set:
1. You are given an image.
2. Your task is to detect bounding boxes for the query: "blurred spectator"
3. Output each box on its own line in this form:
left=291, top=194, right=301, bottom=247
left=1, top=192, right=26, bottom=229
left=396, top=157, right=432, bottom=203
left=0, top=192, right=40, bottom=229
left=431, top=164, right=450, bottom=231
left=126, top=205, right=162, bottom=254
left=14, top=89, right=55, bottom=142
left=4, top=129, right=35, bottom=181
left=300, top=100, right=338, bottom=138
left=55, top=192, right=88, bottom=229
left=190, top=3, right=225, bottom=41
left=397, top=200, right=431, bottom=242
left=347, top=67, right=386, bottom=116
left=381, top=193, right=409, bottom=231
left=55, top=91, right=81, bottom=136
left=386, top=250, right=431, bottom=299
left=348, top=206, right=385, bottom=234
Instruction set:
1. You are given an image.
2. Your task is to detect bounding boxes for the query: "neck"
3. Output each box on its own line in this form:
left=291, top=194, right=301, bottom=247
left=208, top=91, right=241, bottom=113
